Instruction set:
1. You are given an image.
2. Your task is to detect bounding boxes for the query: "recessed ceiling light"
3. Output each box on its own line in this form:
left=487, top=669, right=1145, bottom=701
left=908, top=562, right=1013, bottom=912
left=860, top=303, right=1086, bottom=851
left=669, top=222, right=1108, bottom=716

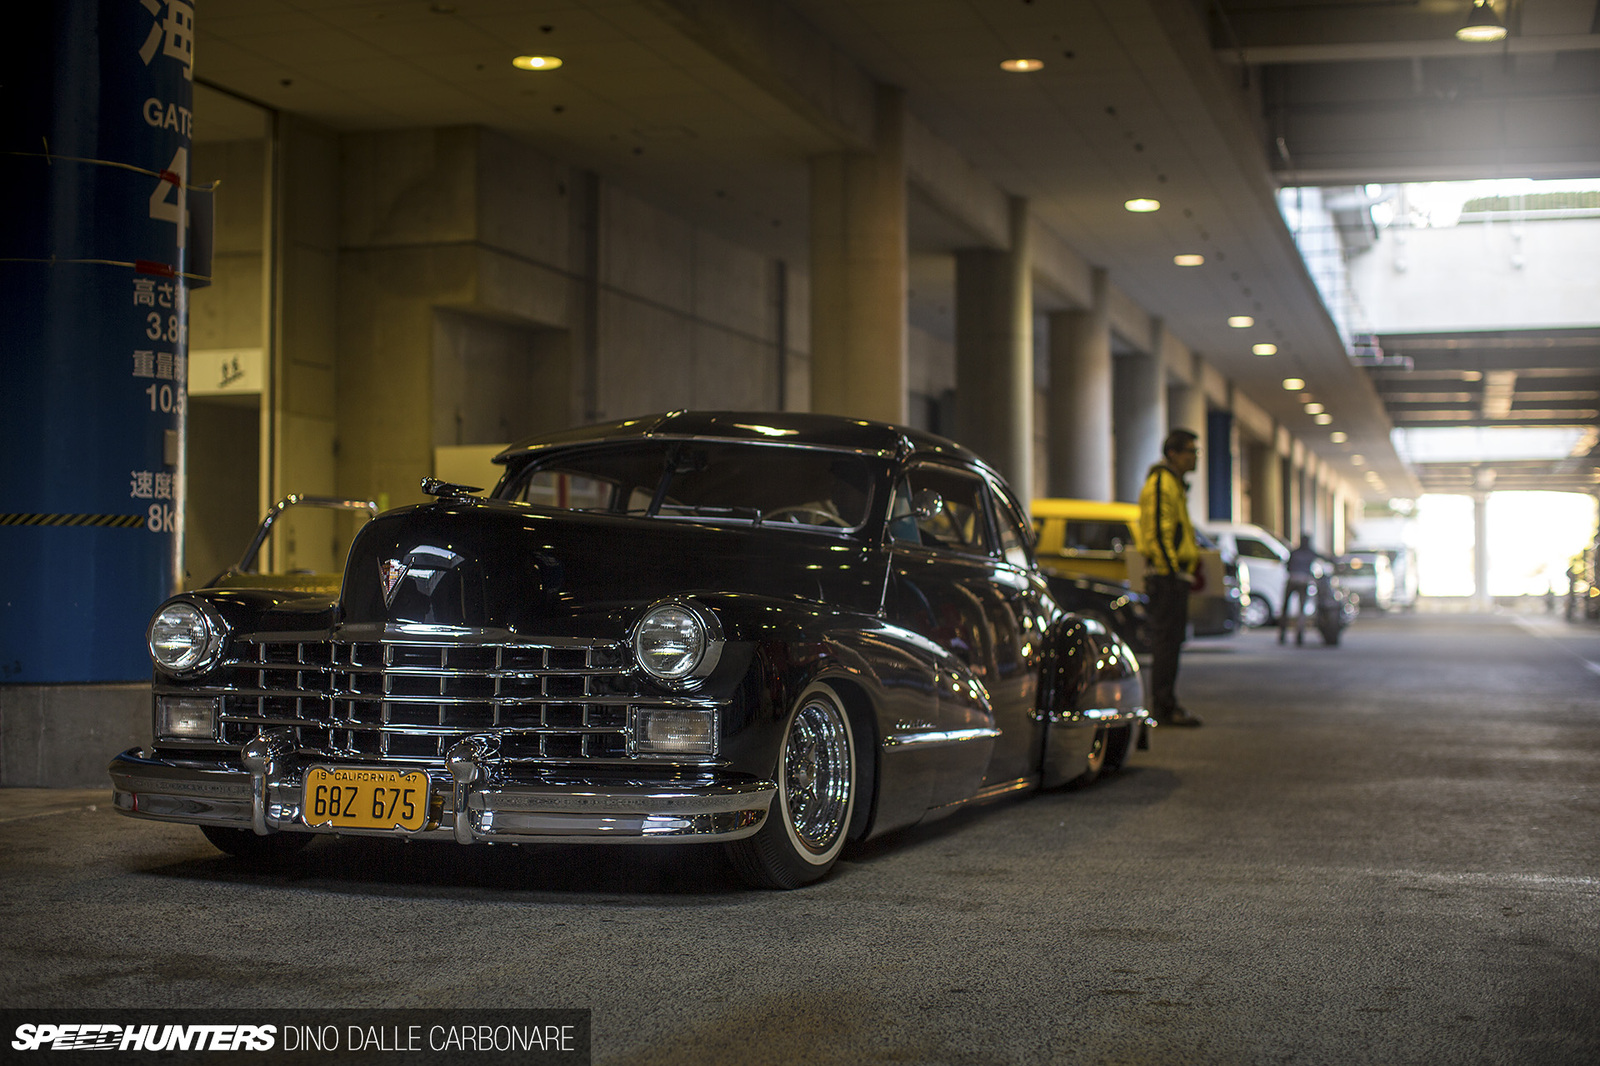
left=1304, top=402, right=1325, bottom=414
left=1331, top=432, right=1349, bottom=443
left=1456, top=0, right=1507, bottom=42
left=1124, top=198, right=1161, bottom=213
left=1174, top=254, right=1205, bottom=266
left=1252, top=343, right=1277, bottom=356
left=1314, top=413, right=1333, bottom=425
left=1000, top=58, right=1044, bottom=72
left=1350, top=454, right=1364, bottom=464
left=1228, top=316, right=1254, bottom=328
left=1282, top=377, right=1305, bottom=391
left=513, top=55, right=563, bottom=70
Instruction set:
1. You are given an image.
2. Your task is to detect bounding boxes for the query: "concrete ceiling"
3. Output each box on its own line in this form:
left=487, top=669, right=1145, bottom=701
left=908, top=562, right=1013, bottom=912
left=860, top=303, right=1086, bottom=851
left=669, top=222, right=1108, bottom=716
left=192, top=0, right=1600, bottom=500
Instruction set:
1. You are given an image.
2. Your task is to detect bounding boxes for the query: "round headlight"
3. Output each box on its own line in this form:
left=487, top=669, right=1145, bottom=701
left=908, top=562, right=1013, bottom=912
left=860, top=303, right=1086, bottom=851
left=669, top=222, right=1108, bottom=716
left=148, top=601, right=221, bottom=674
left=633, top=602, right=720, bottom=682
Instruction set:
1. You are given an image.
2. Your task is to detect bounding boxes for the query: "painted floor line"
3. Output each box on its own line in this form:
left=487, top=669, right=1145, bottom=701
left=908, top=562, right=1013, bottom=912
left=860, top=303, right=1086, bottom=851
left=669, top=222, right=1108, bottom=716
left=1512, top=616, right=1600, bottom=678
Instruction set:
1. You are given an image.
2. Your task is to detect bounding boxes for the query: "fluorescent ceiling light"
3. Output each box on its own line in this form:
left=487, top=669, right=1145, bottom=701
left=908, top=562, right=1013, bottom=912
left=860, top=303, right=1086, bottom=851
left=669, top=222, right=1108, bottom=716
left=1124, top=198, right=1160, bottom=213
left=1282, top=377, right=1305, bottom=391
left=1000, top=59, right=1044, bottom=72
left=1331, top=432, right=1349, bottom=443
left=1228, top=316, right=1254, bottom=328
left=1253, top=343, right=1277, bottom=356
left=1304, top=402, right=1324, bottom=414
left=513, top=55, right=563, bottom=70
left=1314, top=413, right=1333, bottom=425
left=1174, top=254, right=1204, bottom=266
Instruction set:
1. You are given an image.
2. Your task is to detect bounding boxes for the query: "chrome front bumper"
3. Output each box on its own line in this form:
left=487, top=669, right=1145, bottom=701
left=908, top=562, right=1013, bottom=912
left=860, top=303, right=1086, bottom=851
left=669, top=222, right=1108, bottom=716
left=108, top=735, right=774, bottom=845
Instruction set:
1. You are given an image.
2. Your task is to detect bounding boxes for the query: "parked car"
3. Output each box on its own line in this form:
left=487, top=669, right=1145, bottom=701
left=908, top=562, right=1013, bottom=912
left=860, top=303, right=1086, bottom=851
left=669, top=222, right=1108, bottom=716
left=205, top=494, right=377, bottom=594
left=1338, top=551, right=1395, bottom=613
left=1043, top=574, right=1149, bottom=655
left=1353, top=545, right=1417, bottom=609
left=111, top=412, right=1150, bottom=889
left=1032, top=498, right=1243, bottom=638
left=1198, top=522, right=1291, bottom=628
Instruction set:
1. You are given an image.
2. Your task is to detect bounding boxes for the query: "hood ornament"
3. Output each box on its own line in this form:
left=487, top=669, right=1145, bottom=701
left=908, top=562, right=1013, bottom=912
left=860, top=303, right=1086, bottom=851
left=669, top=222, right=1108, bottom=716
left=379, top=559, right=410, bottom=607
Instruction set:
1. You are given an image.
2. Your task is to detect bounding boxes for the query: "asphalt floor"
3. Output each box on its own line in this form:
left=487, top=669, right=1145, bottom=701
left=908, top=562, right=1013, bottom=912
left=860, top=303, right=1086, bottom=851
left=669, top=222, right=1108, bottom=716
left=1, top=608, right=1596, bottom=1065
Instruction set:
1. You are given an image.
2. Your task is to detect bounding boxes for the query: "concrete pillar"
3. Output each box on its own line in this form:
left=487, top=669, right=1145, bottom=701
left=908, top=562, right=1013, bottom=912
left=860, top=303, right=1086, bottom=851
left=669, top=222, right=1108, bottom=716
left=1168, top=377, right=1208, bottom=522
left=1113, top=321, right=1166, bottom=504
left=1047, top=269, right=1113, bottom=500
left=1249, top=439, right=1283, bottom=535
left=809, top=85, right=908, bottom=425
left=1473, top=491, right=1492, bottom=609
left=3, top=2, right=196, bottom=681
left=955, top=197, right=1033, bottom=501
left=1287, top=448, right=1307, bottom=541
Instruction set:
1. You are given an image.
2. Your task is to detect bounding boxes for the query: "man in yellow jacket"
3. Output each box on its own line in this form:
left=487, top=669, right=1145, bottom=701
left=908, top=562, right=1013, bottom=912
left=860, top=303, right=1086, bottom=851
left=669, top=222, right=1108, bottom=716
left=1136, top=429, right=1204, bottom=727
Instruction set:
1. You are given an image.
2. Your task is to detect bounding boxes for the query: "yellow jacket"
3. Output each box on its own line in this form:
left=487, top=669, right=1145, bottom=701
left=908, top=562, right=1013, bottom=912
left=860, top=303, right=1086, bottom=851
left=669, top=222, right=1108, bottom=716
left=1136, top=462, right=1198, bottom=577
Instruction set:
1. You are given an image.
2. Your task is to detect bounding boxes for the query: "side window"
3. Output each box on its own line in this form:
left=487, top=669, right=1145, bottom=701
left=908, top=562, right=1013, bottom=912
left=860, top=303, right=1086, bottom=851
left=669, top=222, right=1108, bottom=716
left=1237, top=537, right=1282, bottom=561
left=990, top=486, right=1033, bottom=568
left=890, top=465, right=993, bottom=558
left=1062, top=520, right=1129, bottom=554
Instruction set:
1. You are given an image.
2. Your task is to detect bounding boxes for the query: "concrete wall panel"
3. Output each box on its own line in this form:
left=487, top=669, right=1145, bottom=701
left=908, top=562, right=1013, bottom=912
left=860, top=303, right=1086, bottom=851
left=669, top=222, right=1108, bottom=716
left=476, top=130, right=572, bottom=267
left=597, top=294, right=697, bottom=417
left=340, top=127, right=477, bottom=249
left=692, top=229, right=773, bottom=341
left=603, top=186, right=694, bottom=315
left=692, top=323, right=777, bottom=411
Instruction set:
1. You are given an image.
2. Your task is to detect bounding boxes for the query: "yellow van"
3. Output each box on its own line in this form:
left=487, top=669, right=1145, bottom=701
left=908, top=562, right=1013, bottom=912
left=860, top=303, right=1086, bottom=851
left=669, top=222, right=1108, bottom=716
left=1032, top=497, right=1243, bottom=637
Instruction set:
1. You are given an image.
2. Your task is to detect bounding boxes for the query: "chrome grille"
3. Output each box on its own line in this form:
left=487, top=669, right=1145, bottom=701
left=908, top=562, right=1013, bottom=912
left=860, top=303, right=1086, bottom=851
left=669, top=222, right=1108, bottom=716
left=214, top=638, right=639, bottom=763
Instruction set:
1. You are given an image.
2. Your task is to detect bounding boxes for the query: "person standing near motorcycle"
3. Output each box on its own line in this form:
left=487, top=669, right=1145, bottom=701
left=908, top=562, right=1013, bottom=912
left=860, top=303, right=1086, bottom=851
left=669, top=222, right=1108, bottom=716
left=1136, top=429, right=1204, bottom=728
left=1279, top=535, right=1333, bottom=645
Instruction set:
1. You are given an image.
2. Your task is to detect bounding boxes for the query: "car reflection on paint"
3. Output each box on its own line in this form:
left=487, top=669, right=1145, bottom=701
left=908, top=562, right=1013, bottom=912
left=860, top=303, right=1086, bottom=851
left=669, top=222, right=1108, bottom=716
left=111, top=411, right=1150, bottom=888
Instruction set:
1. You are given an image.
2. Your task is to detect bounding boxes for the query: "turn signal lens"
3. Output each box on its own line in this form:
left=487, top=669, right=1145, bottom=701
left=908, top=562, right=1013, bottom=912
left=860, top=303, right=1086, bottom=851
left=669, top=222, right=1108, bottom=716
left=157, top=696, right=218, bottom=740
left=634, top=709, right=716, bottom=755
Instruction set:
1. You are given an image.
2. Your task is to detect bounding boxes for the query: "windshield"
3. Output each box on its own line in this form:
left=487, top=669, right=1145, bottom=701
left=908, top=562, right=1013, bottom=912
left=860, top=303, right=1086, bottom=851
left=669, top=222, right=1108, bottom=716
left=497, top=441, right=878, bottom=531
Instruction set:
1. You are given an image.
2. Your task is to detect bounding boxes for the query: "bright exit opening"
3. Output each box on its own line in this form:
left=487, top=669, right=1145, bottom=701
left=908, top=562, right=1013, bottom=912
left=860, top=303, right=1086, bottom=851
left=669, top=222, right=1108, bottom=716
left=1416, top=491, right=1599, bottom=598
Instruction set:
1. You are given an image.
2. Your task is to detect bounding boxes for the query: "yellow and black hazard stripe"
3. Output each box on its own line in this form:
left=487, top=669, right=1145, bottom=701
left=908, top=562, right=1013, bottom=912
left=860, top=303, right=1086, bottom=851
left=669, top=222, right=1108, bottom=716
left=0, top=513, right=148, bottom=528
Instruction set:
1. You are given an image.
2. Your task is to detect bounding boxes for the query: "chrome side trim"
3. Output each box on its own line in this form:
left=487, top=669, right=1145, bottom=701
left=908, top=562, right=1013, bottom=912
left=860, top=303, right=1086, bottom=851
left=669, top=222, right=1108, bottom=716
left=882, top=727, right=1000, bottom=749
left=1039, top=705, right=1151, bottom=726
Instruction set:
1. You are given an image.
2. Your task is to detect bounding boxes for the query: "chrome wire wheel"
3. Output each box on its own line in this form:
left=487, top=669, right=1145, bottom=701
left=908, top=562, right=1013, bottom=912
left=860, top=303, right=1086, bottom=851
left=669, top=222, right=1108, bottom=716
left=727, top=682, right=858, bottom=889
left=781, top=693, right=854, bottom=856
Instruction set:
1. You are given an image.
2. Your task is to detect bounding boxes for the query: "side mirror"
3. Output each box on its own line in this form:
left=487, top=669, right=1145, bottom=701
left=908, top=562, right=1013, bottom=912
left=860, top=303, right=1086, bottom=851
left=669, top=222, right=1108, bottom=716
left=911, top=489, right=944, bottom=521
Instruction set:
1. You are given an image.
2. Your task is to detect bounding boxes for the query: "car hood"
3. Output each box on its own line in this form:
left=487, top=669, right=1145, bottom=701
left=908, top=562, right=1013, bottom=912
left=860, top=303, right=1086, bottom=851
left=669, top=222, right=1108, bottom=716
left=339, top=498, right=886, bottom=633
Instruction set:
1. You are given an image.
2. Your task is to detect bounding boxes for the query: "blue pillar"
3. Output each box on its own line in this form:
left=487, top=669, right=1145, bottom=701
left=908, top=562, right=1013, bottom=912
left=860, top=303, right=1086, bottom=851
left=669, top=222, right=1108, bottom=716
left=1206, top=409, right=1234, bottom=522
left=2, top=2, right=197, bottom=681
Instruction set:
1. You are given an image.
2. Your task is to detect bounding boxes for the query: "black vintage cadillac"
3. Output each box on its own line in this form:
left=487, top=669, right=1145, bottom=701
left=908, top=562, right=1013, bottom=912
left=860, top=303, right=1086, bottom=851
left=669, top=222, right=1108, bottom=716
left=110, top=412, right=1149, bottom=888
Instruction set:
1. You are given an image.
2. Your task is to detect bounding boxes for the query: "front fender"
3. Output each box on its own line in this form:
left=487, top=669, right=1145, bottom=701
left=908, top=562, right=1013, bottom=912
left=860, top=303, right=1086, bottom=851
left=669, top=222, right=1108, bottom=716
left=701, top=595, right=996, bottom=839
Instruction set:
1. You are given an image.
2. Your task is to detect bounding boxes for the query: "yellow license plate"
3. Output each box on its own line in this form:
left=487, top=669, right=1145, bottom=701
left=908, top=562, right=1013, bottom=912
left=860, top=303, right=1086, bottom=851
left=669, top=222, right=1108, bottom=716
left=302, top=766, right=430, bottom=831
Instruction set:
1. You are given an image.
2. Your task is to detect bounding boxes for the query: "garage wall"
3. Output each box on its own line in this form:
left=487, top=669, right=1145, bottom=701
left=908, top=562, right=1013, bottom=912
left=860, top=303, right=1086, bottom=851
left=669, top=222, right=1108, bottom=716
left=331, top=125, right=803, bottom=512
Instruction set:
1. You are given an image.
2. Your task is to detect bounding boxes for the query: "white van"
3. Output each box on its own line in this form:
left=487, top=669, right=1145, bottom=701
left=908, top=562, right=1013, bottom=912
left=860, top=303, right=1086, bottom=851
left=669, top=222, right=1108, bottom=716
left=1197, top=522, right=1292, bottom=628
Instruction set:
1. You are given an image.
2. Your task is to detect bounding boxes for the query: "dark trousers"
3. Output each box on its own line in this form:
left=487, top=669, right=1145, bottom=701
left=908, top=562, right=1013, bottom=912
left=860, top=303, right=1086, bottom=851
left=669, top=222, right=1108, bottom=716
left=1145, top=573, right=1190, bottom=720
left=1279, top=577, right=1312, bottom=642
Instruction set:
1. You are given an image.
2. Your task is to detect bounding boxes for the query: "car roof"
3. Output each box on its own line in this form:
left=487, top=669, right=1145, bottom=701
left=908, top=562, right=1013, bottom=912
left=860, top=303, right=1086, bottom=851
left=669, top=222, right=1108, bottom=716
left=494, top=410, right=985, bottom=468
left=1032, top=498, right=1139, bottom=522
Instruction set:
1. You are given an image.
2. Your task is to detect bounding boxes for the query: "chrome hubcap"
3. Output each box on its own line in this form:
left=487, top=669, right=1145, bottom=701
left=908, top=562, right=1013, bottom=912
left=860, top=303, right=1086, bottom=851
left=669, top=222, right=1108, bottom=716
left=783, top=698, right=852, bottom=853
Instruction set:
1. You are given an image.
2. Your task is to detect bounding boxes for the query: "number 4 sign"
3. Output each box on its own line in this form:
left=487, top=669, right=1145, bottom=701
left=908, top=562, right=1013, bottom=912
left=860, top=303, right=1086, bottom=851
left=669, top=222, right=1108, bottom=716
left=149, top=146, right=187, bottom=250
